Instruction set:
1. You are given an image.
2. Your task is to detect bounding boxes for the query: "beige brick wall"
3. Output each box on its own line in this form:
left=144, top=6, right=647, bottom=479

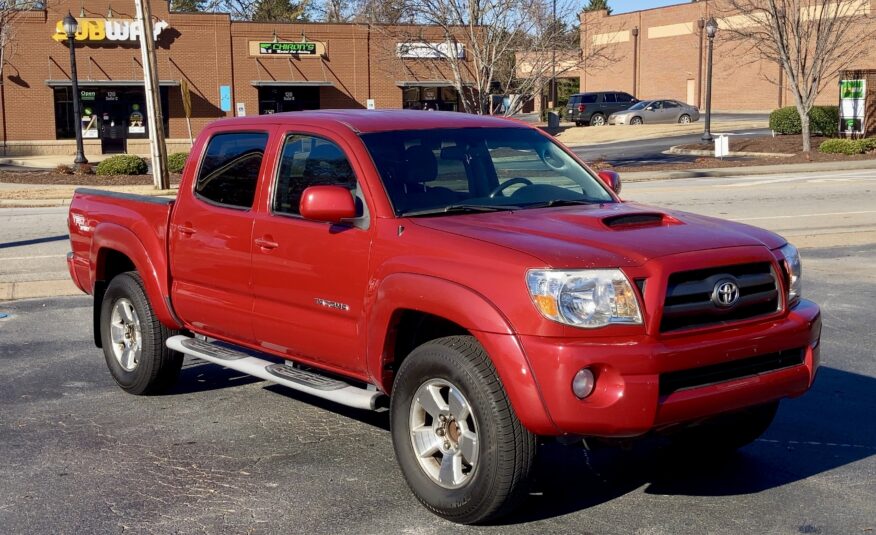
left=581, top=0, right=876, bottom=112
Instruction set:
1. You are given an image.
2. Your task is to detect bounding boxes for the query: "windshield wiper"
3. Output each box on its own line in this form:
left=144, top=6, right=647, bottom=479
left=402, top=204, right=519, bottom=217
left=521, top=199, right=603, bottom=209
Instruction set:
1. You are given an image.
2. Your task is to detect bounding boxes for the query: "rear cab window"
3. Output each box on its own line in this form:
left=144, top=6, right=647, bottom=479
left=195, top=131, right=269, bottom=209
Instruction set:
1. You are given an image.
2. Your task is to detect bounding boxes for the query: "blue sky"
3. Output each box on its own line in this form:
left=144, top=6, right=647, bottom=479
left=610, top=0, right=682, bottom=14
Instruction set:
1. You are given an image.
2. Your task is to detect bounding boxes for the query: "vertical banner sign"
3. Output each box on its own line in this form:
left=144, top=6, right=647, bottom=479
left=219, top=85, right=232, bottom=113
left=839, top=79, right=866, bottom=135
left=180, top=78, right=194, bottom=146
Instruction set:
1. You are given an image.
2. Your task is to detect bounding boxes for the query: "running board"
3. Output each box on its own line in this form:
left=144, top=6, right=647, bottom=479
left=166, top=335, right=384, bottom=410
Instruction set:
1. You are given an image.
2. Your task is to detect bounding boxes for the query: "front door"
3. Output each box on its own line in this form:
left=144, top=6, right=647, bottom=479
left=258, top=86, right=320, bottom=114
left=170, top=130, right=271, bottom=344
left=251, top=130, right=372, bottom=374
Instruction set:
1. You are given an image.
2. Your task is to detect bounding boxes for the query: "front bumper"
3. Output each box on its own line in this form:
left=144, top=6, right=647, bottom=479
left=609, top=115, right=627, bottom=125
left=519, top=299, right=821, bottom=437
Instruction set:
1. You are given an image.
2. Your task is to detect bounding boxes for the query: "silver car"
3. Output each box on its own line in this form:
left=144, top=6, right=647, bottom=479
left=608, top=99, right=700, bottom=125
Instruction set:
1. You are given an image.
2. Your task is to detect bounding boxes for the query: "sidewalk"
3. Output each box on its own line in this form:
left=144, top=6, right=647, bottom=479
left=619, top=158, right=876, bottom=182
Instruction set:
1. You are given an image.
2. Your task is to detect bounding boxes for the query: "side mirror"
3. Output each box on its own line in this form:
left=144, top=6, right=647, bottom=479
left=597, top=170, right=622, bottom=195
left=645, top=106, right=654, bottom=111
left=299, top=185, right=357, bottom=224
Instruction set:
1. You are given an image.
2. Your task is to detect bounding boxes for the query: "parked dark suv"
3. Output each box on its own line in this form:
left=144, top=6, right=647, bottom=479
left=567, top=91, right=638, bottom=126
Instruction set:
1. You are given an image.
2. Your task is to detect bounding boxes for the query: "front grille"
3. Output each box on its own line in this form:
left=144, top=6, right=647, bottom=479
left=659, top=348, right=805, bottom=396
left=660, top=262, right=779, bottom=332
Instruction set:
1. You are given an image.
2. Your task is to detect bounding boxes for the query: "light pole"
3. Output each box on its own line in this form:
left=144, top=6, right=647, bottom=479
left=631, top=26, right=639, bottom=97
left=550, top=0, right=556, bottom=109
left=702, top=17, right=718, bottom=142
left=63, top=12, right=87, bottom=165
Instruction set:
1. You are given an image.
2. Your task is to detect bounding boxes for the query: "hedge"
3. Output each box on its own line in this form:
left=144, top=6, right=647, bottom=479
left=95, top=155, right=148, bottom=175
left=819, top=138, right=876, bottom=155
left=769, top=106, right=839, bottom=136
left=167, top=152, right=188, bottom=174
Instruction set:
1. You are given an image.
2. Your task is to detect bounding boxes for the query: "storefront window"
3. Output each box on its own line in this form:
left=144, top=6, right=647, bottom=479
left=401, top=86, right=459, bottom=112
left=53, top=86, right=170, bottom=141
left=257, top=87, right=320, bottom=114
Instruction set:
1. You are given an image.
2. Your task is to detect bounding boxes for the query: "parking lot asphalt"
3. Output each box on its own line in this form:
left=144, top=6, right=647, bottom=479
left=1, top=171, right=875, bottom=534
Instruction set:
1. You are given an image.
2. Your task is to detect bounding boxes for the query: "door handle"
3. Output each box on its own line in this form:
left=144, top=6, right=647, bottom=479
left=178, top=224, right=196, bottom=236
left=255, top=237, right=279, bottom=250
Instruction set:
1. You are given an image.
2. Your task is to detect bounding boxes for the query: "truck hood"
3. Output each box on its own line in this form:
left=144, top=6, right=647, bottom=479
left=409, top=202, right=785, bottom=268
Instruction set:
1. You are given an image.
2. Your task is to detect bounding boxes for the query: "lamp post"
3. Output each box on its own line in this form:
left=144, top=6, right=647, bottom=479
left=63, top=12, right=87, bottom=165
left=701, top=17, right=718, bottom=142
left=631, top=26, right=639, bottom=97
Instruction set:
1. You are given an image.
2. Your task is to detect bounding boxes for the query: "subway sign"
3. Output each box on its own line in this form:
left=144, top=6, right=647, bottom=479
left=52, top=18, right=170, bottom=43
left=260, top=42, right=317, bottom=55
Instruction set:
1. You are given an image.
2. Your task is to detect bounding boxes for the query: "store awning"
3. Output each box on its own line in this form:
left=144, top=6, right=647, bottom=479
left=251, top=80, right=334, bottom=87
left=45, top=79, right=180, bottom=87
left=396, top=80, right=456, bottom=88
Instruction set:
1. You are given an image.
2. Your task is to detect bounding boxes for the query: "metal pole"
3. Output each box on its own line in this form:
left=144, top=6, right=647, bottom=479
left=551, top=0, right=556, bottom=107
left=702, top=33, right=714, bottom=142
left=68, top=35, right=87, bottom=165
left=135, top=0, right=169, bottom=190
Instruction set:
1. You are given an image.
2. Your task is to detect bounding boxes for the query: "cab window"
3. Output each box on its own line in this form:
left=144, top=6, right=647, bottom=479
left=195, top=132, right=269, bottom=209
left=273, top=134, right=362, bottom=217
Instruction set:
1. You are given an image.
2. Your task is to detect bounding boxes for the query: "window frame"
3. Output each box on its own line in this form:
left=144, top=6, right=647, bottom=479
left=268, top=131, right=369, bottom=226
left=192, top=129, right=271, bottom=212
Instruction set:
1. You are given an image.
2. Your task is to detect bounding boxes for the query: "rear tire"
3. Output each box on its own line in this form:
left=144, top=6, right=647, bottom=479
left=575, top=120, right=584, bottom=127
left=390, top=336, right=536, bottom=524
left=590, top=113, right=606, bottom=127
left=99, top=272, right=183, bottom=395
left=670, top=401, right=779, bottom=455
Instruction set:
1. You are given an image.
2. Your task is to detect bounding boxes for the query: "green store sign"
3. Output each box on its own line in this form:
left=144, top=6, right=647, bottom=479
left=259, top=42, right=318, bottom=55
left=840, top=80, right=865, bottom=100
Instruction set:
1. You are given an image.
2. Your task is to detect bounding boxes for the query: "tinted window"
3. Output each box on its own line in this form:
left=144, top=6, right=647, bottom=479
left=603, top=93, right=617, bottom=103
left=568, top=95, right=582, bottom=105
left=361, top=128, right=614, bottom=216
left=616, top=93, right=635, bottom=103
left=195, top=132, right=268, bottom=209
left=664, top=100, right=680, bottom=108
left=274, top=135, right=358, bottom=216
left=581, top=94, right=598, bottom=104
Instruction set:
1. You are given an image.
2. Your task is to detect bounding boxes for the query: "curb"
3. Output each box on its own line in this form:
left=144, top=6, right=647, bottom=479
left=619, top=158, right=876, bottom=182
left=666, top=146, right=793, bottom=158
left=0, top=279, right=82, bottom=301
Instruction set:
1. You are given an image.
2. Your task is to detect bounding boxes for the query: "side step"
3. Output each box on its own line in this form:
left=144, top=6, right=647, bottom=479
left=166, top=335, right=384, bottom=410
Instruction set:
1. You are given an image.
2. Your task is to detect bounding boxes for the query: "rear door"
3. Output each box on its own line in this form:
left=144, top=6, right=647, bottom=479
left=250, top=128, right=373, bottom=375
left=170, top=130, right=270, bottom=344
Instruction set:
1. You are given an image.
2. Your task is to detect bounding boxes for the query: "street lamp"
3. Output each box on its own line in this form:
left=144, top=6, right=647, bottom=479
left=702, top=17, right=718, bottom=142
left=63, top=12, right=88, bottom=165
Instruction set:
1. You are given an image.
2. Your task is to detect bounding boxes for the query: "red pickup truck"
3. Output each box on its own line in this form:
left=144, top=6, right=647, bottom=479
left=68, top=110, right=820, bottom=524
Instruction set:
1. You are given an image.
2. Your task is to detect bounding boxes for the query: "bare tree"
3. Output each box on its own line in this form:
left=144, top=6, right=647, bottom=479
left=376, top=0, right=615, bottom=116
left=203, top=0, right=309, bottom=21
left=718, top=0, right=875, bottom=152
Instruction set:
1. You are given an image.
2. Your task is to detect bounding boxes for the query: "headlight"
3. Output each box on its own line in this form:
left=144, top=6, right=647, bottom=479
left=779, top=243, right=802, bottom=304
left=526, top=269, right=643, bottom=328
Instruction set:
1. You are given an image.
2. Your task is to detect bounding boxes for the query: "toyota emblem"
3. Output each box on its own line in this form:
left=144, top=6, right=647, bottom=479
left=712, top=279, right=740, bottom=308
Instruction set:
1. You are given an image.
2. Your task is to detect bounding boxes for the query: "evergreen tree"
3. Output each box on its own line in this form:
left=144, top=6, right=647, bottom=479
left=170, top=0, right=204, bottom=12
left=251, top=0, right=308, bottom=22
left=583, top=0, right=612, bottom=15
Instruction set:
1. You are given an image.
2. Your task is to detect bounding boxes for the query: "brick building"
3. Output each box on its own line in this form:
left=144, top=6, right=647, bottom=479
left=1, top=0, right=473, bottom=156
left=579, top=1, right=876, bottom=112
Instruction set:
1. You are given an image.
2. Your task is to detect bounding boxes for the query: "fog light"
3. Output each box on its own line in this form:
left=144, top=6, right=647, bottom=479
left=572, top=368, right=596, bottom=399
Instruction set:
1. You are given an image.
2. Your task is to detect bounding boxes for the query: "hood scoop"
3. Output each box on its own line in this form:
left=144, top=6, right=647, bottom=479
left=602, top=212, right=678, bottom=229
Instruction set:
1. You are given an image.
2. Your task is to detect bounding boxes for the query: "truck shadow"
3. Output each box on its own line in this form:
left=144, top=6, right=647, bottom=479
left=505, top=366, right=876, bottom=524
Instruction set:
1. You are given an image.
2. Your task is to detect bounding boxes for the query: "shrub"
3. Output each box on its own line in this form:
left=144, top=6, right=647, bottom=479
left=769, top=106, right=839, bottom=136
left=818, top=138, right=876, bottom=155
left=95, top=154, right=148, bottom=175
left=74, top=163, right=95, bottom=175
left=167, top=152, right=188, bottom=174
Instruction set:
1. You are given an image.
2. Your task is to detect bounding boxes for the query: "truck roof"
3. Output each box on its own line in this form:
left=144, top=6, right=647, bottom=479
left=207, top=109, right=530, bottom=134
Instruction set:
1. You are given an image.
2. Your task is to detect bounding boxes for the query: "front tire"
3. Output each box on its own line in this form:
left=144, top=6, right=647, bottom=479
left=679, top=114, right=692, bottom=124
left=631, top=116, right=643, bottom=125
left=390, top=336, right=536, bottom=524
left=100, top=272, right=183, bottom=395
left=590, top=113, right=606, bottom=126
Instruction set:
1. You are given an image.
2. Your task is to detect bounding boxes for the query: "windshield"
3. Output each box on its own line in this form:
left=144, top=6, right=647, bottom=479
left=360, top=127, right=615, bottom=216
left=628, top=101, right=651, bottom=111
